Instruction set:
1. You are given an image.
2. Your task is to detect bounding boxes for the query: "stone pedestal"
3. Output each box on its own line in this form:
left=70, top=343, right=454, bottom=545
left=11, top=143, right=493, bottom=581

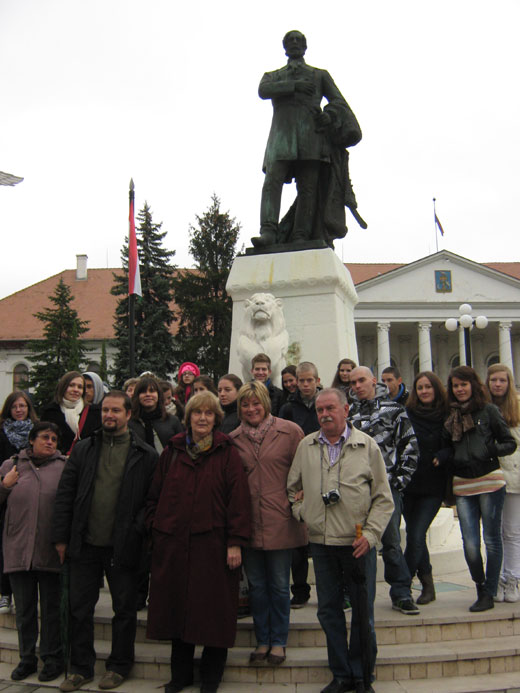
left=226, top=248, right=359, bottom=387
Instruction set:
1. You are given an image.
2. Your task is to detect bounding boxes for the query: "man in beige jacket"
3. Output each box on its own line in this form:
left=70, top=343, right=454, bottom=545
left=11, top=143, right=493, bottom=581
left=287, top=388, right=393, bottom=693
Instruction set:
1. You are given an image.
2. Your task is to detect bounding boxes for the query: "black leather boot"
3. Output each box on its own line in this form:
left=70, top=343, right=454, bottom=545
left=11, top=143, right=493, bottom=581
left=469, top=582, right=494, bottom=612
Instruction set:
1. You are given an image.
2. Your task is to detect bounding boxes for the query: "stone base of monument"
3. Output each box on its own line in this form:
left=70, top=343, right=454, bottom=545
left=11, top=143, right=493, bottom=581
left=226, top=247, right=359, bottom=387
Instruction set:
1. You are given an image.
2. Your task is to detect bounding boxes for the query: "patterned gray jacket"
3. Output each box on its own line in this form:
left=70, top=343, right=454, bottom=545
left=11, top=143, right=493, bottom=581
left=348, top=383, right=419, bottom=493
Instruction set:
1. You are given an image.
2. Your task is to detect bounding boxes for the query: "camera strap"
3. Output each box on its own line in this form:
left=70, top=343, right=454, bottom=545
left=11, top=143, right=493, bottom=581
left=319, top=441, right=342, bottom=497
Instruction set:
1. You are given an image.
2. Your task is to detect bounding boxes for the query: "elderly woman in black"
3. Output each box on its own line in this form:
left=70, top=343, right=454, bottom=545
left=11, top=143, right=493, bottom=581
left=146, top=392, right=251, bottom=692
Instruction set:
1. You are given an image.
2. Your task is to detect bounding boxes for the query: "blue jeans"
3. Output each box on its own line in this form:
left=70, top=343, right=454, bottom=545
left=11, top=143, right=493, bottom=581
left=310, top=543, right=377, bottom=682
left=242, top=548, right=292, bottom=647
left=403, top=493, right=443, bottom=578
left=456, top=487, right=505, bottom=596
left=381, top=487, right=412, bottom=602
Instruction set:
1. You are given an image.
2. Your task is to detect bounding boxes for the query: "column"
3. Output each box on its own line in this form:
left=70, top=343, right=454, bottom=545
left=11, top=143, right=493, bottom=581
left=459, top=326, right=466, bottom=366
left=398, top=335, right=413, bottom=385
left=417, top=322, right=432, bottom=372
left=471, top=333, right=485, bottom=380
left=435, top=334, right=449, bottom=383
left=512, top=334, right=520, bottom=387
left=377, top=321, right=391, bottom=377
left=499, top=321, right=514, bottom=371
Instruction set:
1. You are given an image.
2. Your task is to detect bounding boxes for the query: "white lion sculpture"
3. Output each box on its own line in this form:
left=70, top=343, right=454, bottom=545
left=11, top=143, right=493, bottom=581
left=237, top=293, right=289, bottom=385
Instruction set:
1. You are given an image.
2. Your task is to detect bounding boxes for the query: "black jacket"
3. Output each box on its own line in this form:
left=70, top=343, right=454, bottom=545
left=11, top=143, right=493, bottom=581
left=51, top=429, right=158, bottom=568
left=437, top=403, right=516, bottom=479
left=279, top=391, right=319, bottom=435
left=266, top=381, right=284, bottom=417
left=40, top=401, right=101, bottom=454
left=128, top=414, right=183, bottom=451
left=405, top=408, right=447, bottom=497
left=219, top=401, right=240, bottom=435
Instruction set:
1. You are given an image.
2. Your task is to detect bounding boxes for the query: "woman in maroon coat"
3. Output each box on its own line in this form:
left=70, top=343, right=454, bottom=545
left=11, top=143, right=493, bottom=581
left=146, top=391, right=251, bottom=693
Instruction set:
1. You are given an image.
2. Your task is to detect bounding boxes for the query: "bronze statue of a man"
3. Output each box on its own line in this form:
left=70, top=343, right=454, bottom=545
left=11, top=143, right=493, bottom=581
left=252, top=30, right=365, bottom=251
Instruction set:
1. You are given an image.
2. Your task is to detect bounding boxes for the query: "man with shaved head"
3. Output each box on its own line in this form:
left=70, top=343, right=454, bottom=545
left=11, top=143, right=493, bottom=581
left=348, top=367, right=419, bottom=615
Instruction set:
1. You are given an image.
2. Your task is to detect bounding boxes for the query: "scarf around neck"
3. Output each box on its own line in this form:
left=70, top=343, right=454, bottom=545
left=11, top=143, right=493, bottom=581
left=60, top=398, right=85, bottom=435
left=3, top=419, right=33, bottom=451
left=186, top=432, right=213, bottom=460
left=444, top=399, right=478, bottom=442
left=140, top=408, right=162, bottom=448
left=241, top=414, right=275, bottom=455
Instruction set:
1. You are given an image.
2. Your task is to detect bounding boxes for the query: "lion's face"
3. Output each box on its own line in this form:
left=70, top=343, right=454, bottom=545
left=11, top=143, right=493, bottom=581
left=242, top=293, right=286, bottom=336
left=245, top=293, right=277, bottom=323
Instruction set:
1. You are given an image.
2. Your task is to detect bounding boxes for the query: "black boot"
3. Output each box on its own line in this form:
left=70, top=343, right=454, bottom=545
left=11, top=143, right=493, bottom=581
left=469, top=582, right=494, bottom=612
left=416, top=573, right=436, bottom=605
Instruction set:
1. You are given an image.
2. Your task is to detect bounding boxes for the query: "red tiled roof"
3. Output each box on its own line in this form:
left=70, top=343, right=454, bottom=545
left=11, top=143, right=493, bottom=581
left=0, top=269, right=123, bottom=341
left=345, top=263, right=404, bottom=284
left=1, top=261, right=518, bottom=342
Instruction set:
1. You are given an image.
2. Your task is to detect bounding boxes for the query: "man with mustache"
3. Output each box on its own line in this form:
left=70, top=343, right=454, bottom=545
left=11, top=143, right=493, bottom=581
left=287, top=388, right=393, bottom=693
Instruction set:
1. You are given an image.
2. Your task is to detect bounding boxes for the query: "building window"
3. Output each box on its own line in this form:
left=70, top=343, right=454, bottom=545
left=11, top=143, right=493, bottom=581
left=13, top=364, right=29, bottom=391
left=486, top=354, right=500, bottom=368
left=450, top=354, right=460, bottom=369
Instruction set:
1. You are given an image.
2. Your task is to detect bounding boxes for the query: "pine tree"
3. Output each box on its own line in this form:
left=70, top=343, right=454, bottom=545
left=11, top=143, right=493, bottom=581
left=171, top=194, right=241, bottom=380
left=111, top=202, right=176, bottom=384
left=99, top=340, right=109, bottom=384
left=28, top=278, right=89, bottom=411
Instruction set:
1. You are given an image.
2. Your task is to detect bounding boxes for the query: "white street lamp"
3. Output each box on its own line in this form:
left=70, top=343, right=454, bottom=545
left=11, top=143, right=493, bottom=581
left=444, top=304, right=489, bottom=366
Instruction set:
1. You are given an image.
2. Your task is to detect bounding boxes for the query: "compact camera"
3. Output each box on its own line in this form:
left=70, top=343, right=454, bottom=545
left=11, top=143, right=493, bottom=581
left=322, top=488, right=341, bottom=506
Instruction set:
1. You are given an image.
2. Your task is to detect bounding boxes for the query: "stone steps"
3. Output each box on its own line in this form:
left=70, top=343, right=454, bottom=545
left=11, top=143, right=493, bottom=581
left=1, top=592, right=519, bottom=686
left=0, top=517, right=518, bottom=690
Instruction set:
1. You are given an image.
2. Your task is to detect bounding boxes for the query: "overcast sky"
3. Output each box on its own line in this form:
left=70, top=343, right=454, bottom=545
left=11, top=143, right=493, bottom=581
left=1, top=0, right=519, bottom=300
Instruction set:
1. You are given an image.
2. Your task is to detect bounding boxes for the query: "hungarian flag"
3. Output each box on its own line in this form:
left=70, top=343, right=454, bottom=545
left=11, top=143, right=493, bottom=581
left=128, top=186, right=142, bottom=296
left=435, top=213, right=445, bottom=236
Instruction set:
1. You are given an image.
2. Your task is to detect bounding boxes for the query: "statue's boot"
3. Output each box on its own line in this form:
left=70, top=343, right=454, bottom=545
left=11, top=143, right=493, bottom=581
left=251, top=228, right=277, bottom=248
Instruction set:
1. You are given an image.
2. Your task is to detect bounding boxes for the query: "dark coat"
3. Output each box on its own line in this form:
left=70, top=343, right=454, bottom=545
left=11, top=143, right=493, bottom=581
left=51, top=429, right=158, bottom=568
left=218, top=401, right=240, bottom=435
left=0, top=430, right=19, bottom=462
left=266, top=381, right=284, bottom=417
left=145, top=431, right=251, bottom=647
left=128, top=413, right=183, bottom=451
left=40, top=401, right=101, bottom=454
left=279, top=390, right=320, bottom=435
left=0, top=448, right=67, bottom=573
left=437, top=403, right=516, bottom=479
left=404, top=408, right=447, bottom=498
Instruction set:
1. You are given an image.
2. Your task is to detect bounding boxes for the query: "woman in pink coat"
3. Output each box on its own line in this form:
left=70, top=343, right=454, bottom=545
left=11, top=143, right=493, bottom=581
left=230, top=381, right=305, bottom=666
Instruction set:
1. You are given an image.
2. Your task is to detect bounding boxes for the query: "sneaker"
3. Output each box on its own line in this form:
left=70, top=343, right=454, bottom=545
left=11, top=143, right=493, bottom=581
left=505, top=577, right=520, bottom=603
left=98, top=671, right=125, bottom=689
left=59, top=674, right=94, bottom=691
left=495, top=577, right=506, bottom=602
left=0, top=595, right=11, bottom=614
left=290, top=596, right=309, bottom=609
left=392, top=598, right=420, bottom=615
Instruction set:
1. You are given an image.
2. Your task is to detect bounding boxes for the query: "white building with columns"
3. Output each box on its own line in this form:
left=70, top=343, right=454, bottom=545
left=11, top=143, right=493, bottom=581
left=0, top=250, right=518, bottom=404
left=353, top=250, right=520, bottom=386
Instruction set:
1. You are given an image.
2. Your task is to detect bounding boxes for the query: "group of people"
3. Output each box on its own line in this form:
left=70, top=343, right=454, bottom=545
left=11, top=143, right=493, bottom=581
left=0, top=354, right=517, bottom=693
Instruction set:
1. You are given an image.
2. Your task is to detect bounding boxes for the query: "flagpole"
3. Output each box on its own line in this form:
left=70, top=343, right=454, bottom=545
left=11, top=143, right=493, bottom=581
left=433, top=197, right=439, bottom=252
left=129, top=179, right=136, bottom=378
